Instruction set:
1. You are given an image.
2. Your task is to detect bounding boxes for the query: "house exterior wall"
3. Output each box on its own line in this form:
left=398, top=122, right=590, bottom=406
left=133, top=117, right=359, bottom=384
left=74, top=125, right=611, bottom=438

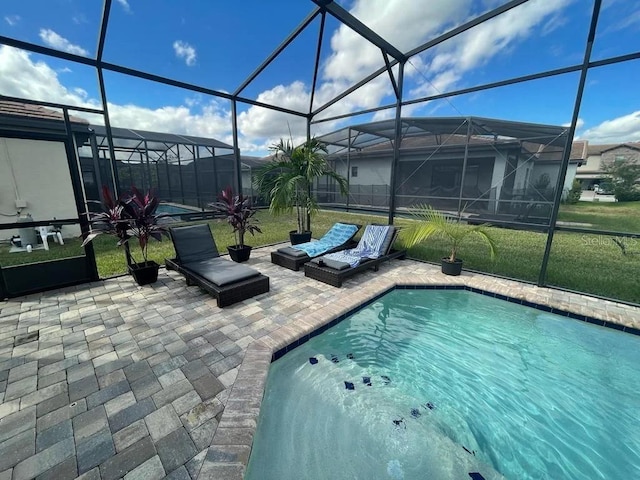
left=0, top=137, right=79, bottom=240
left=530, top=163, right=578, bottom=197
left=600, top=146, right=640, bottom=167
left=578, top=154, right=603, bottom=174
left=575, top=145, right=640, bottom=185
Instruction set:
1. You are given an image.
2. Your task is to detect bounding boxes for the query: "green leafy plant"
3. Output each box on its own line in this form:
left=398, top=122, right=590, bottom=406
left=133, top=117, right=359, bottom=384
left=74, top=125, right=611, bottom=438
left=565, top=179, right=582, bottom=204
left=400, top=205, right=497, bottom=262
left=255, top=137, right=348, bottom=234
left=603, top=161, right=640, bottom=202
left=209, top=186, right=261, bottom=248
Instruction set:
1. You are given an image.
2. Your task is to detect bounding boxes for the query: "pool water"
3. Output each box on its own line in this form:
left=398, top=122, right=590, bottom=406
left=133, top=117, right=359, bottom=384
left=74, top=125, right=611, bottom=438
left=156, top=204, right=199, bottom=215
left=245, top=290, right=640, bottom=480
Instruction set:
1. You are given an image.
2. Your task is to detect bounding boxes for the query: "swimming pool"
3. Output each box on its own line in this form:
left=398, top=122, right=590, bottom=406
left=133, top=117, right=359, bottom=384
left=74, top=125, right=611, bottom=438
left=156, top=204, right=200, bottom=215
left=245, top=289, right=640, bottom=480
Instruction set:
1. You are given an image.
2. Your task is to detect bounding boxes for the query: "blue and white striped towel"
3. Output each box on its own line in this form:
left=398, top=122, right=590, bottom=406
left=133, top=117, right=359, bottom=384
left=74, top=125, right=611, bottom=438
left=290, top=223, right=358, bottom=258
left=323, top=225, right=390, bottom=267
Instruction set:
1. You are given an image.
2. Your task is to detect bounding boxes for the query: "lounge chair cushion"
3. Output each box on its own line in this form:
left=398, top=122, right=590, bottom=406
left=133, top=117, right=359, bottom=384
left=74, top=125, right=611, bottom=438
left=276, top=246, right=309, bottom=257
left=288, top=223, right=359, bottom=258
left=378, top=226, right=397, bottom=255
left=318, top=258, right=351, bottom=270
left=170, top=224, right=219, bottom=264
left=183, top=258, right=260, bottom=287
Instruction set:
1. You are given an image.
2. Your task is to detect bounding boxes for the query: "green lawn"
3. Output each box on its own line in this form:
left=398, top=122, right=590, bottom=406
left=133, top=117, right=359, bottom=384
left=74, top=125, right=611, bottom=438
left=2, top=207, right=639, bottom=304
left=557, top=201, right=640, bottom=233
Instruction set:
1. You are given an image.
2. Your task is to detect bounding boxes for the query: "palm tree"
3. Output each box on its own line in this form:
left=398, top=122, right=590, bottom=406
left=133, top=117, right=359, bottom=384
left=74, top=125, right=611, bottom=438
left=255, top=137, right=348, bottom=234
left=401, top=205, right=497, bottom=269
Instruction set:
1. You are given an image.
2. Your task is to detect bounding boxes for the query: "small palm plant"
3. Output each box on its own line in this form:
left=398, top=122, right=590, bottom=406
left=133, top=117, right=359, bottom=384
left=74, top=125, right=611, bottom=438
left=255, top=137, right=348, bottom=238
left=400, top=205, right=497, bottom=275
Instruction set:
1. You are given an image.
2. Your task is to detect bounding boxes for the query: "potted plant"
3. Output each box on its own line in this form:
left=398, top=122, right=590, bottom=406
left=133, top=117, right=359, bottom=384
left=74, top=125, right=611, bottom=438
left=400, top=205, right=497, bottom=276
left=255, top=137, right=348, bottom=245
left=82, top=185, right=168, bottom=285
left=210, top=186, right=261, bottom=262
left=121, top=186, right=169, bottom=284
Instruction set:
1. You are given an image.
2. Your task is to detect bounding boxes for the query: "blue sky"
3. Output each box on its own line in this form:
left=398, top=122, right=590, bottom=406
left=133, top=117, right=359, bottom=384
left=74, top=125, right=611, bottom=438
left=0, top=0, right=639, bottom=156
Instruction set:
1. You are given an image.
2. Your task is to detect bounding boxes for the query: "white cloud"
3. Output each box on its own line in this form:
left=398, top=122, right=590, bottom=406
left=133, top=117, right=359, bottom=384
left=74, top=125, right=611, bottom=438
left=4, top=15, right=20, bottom=26
left=173, top=41, right=197, bottom=66
left=237, top=82, right=311, bottom=152
left=0, top=45, right=232, bottom=144
left=72, top=14, right=87, bottom=25
left=409, top=0, right=574, bottom=100
left=562, top=118, right=584, bottom=129
left=115, top=0, right=131, bottom=13
left=39, top=29, right=89, bottom=56
left=581, top=112, right=640, bottom=143
left=0, top=46, right=97, bottom=107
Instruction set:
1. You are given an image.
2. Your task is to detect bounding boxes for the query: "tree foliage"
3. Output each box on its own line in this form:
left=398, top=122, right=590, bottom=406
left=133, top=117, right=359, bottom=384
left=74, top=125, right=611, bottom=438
left=604, top=161, right=640, bottom=202
left=255, top=138, right=348, bottom=233
left=565, top=179, right=582, bottom=204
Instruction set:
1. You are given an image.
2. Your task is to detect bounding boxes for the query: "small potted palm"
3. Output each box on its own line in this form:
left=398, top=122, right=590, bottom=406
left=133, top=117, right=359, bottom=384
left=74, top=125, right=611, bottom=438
left=82, top=185, right=168, bottom=285
left=256, top=138, right=348, bottom=245
left=400, top=205, right=497, bottom=276
left=210, top=186, right=261, bottom=263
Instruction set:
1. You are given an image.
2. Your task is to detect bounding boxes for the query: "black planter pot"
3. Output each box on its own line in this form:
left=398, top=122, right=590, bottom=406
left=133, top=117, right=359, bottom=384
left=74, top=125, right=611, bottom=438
left=228, top=245, right=252, bottom=263
left=441, top=257, right=463, bottom=276
left=290, top=230, right=312, bottom=245
left=129, top=261, right=160, bottom=285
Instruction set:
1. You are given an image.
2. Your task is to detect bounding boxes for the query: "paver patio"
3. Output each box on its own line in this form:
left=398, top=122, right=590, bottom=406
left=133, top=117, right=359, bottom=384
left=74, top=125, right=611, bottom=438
left=1, top=243, right=639, bottom=480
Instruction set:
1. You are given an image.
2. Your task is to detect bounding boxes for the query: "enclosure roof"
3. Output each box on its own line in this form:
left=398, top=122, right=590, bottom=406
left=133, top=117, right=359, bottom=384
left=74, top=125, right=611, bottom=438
left=90, top=125, right=233, bottom=150
left=318, top=116, right=568, bottom=151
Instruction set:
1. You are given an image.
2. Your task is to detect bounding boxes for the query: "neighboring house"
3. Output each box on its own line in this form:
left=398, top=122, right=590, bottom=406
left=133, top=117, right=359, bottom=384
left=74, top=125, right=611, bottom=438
left=574, top=141, right=640, bottom=189
left=318, top=117, right=580, bottom=223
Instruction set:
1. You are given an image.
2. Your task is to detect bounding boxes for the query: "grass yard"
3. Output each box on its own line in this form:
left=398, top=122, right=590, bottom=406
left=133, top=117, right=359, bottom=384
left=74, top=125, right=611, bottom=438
left=1, top=206, right=639, bottom=304
left=557, top=201, right=640, bottom=233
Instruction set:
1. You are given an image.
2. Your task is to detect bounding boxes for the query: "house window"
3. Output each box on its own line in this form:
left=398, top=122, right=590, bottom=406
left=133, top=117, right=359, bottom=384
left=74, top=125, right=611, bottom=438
left=615, top=155, right=626, bottom=164
left=351, top=166, right=358, bottom=177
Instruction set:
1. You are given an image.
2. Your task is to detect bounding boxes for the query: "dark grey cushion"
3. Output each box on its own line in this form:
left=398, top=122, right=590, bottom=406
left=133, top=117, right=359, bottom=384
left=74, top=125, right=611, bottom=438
left=379, top=227, right=397, bottom=255
left=277, top=246, right=309, bottom=258
left=317, top=258, right=351, bottom=271
left=170, top=224, right=219, bottom=264
left=184, top=258, right=260, bottom=287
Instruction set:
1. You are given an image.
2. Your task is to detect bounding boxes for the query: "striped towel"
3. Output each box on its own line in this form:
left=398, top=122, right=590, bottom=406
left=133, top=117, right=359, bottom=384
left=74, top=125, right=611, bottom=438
left=291, top=223, right=358, bottom=258
left=323, top=225, right=390, bottom=267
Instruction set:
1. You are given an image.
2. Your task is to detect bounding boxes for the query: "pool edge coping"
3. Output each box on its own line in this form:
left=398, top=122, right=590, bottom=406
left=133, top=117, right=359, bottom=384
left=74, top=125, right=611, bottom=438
left=208, top=272, right=640, bottom=478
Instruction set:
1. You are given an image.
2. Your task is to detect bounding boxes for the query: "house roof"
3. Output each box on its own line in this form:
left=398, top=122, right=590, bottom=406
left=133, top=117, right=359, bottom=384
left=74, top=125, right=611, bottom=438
left=570, top=140, right=588, bottom=160
left=586, top=142, right=640, bottom=155
left=0, top=100, right=89, bottom=124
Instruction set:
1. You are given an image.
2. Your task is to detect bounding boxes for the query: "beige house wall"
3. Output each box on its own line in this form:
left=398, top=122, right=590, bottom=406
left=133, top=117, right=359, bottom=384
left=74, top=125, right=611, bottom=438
left=0, top=137, right=80, bottom=240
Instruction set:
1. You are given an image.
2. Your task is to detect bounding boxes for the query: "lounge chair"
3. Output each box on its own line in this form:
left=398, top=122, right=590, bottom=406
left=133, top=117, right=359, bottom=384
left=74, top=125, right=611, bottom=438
left=270, top=222, right=361, bottom=271
left=303, top=224, right=406, bottom=287
left=165, top=224, right=269, bottom=307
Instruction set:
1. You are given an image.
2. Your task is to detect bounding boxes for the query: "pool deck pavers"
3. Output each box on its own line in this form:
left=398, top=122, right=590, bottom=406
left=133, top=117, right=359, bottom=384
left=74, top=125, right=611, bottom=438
left=1, top=243, right=639, bottom=480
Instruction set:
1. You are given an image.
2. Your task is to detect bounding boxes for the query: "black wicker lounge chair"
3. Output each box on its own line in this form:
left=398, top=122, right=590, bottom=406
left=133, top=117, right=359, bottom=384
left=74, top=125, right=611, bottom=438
left=270, top=222, right=361, bottom=271
left=303, top=225, right=406, bottom=287
left=165, top=224, right=269, bottom=307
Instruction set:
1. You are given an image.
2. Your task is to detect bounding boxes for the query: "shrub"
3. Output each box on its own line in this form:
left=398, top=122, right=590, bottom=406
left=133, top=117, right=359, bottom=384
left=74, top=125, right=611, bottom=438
left=565, top=179, right=582, bottom=204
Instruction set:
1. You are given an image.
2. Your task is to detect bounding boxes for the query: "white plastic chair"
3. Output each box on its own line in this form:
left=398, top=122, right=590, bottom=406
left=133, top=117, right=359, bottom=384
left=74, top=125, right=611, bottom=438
left=36, top=226, right=64, bottom=251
